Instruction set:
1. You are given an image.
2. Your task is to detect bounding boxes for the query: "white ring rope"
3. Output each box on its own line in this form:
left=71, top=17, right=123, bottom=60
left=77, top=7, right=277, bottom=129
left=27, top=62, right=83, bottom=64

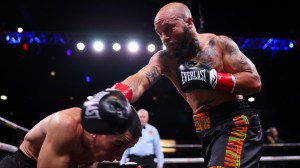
left=0, top=142, right=18, bottom=153
left=260, top=156, right=300, bottom=162
left=101, top=156, right=300, bottom=164
left=263, top=143, right=300, bottom=147
left=157, top=156, right=300, bottom=163
left=159, top=156, right=300, bottom=163
left=0, top=116, right=29, bottom=133
left=162, top=143, right=300, bottom=148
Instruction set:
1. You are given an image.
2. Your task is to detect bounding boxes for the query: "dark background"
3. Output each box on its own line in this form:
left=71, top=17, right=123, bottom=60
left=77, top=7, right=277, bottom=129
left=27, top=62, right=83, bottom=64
left=1, top=0, right=300, bottom=150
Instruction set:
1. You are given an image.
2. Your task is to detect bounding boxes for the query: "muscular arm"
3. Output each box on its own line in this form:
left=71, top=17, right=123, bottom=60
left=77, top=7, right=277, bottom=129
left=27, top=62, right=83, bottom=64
left=219, top=35, right=261, bottom=95
left=121, top=52, right=164, bottom=102
left=37, top=112, right=78, bottom=168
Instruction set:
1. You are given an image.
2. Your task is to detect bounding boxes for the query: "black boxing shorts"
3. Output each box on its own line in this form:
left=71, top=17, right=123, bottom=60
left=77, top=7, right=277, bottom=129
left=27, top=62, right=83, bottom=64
left=193, top=99, right=263, bottom=168
left=0, top=149, right=37, bottom=168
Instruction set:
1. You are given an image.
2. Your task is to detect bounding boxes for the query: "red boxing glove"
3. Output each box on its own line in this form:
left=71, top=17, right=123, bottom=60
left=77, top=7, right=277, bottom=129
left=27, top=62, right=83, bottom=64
left=112, top=83, right=133, bottom=102
left=213, top=72, right=236, bottom=93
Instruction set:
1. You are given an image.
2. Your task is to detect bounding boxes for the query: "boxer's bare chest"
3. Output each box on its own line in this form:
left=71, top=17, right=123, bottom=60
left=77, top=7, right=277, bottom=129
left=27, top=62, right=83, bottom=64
left=165, top=37, right=223, bottom=83
left=164, top=37, right=227, bottom=112
left=191, top=37, right=223, bottom=71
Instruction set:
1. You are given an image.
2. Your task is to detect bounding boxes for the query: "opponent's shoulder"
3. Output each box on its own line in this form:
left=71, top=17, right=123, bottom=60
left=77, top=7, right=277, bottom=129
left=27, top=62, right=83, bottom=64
left=44, top=109, right=83, bottom=150
left=49, top=108, right=82, bottom=135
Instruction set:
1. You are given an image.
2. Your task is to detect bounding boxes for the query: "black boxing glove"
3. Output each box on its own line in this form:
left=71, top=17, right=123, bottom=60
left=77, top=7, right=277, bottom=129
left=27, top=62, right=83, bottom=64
left=81, top=89, right=135, bottom=134
left=119, top=162, right=142, bottom=168
left=177, top=61, right=235, bottom=93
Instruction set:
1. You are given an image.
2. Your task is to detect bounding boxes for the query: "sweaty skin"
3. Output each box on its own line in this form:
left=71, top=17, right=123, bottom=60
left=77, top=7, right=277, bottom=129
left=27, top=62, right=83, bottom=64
left=120, top=2, right=261, bottom=114
left=19, top=108, right=137, bottom=167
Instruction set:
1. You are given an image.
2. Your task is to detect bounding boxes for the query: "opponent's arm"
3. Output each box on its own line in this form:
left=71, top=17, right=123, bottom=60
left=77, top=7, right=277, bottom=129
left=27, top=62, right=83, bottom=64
left=219, top=35, right=261, bottom=95
left=38, top=112, right=77, bottom=168
left=112, top=52, right=164, bottom=103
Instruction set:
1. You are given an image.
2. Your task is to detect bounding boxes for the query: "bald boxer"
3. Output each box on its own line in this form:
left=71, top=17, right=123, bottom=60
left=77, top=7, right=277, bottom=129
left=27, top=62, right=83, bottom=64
left=110, top=2, right=263, bottom=168
left=0, top=89, right=142, bottom=168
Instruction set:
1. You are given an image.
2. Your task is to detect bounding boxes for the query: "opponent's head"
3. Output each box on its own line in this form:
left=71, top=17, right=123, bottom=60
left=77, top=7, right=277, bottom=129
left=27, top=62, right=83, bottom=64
left=84, top=102, right=142, bottom=162
left=81, top=89, right=141, bottom=135
left=101, top=123, right=141, bottom=161
left=154, top=2, right=198, bottom=56
left=86, top=129, right=140, bottom=162
left=81, top=89, right=142, bottom=161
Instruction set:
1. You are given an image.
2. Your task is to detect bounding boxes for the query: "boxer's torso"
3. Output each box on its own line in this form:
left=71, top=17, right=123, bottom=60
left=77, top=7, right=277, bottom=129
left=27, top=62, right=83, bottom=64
left=159, top=33, right=242, bottom=114
left=19, top=114, right=51, bottom=161
left=19, top=108, right=97, bottom=165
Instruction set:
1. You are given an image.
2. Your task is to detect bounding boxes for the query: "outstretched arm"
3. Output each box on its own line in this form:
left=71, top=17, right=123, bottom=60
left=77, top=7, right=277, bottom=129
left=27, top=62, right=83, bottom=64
left=219, top=35, right=261, bottom=95
left=113, top=52, right=164, bottom=103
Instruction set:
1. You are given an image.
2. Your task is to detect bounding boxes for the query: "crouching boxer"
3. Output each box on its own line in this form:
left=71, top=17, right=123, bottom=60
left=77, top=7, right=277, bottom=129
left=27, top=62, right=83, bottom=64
left=0, top=89, right=142, bottom=168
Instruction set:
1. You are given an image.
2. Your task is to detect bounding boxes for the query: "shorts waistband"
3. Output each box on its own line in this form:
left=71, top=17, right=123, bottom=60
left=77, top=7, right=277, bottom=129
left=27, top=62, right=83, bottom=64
left=15, top=149, right=37, bottom=166
left=129, top=154, right=154, bottom=158
left=207, top=99, right=253, bottom=125
left=193, top=99, right=254, bottom=133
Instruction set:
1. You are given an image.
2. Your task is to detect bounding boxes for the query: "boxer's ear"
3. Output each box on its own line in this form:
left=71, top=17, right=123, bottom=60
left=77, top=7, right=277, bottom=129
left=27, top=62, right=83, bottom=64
left=186, top=17, right=194, bottom=27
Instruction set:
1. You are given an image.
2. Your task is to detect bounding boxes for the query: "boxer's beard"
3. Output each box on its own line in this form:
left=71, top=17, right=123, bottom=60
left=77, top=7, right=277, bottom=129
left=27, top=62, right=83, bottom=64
left=168, top=27, right=199, bottom=58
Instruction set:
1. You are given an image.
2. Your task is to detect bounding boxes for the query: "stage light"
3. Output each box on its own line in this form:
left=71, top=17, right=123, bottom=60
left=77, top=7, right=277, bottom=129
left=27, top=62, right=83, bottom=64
left=127, top=41, right=139, bottom=53
left=76, top=42, right=85, bottom=51
left=112, top=43, right=121, bottom=51
left=248, top=97, right=255, bottom=102
left=34, top=37, right=41, bottom=44
left=85, top=76, right=91, bottom=83
left=93, top=41, right=104, bottom=52
left=0, top=95, right=7, bottom=100
left=17, top=27, right=23, bottom=33
left=9, top=34, right=21, bottom=44
left=289, top=42, right=294, bottom=48
left=50, top=71, right=56, bottom=77
left=147, top=44, right=156, bottom=52
left=66, top=49, right=71, bottom=56
left=22, top=43, right=28, bottom=51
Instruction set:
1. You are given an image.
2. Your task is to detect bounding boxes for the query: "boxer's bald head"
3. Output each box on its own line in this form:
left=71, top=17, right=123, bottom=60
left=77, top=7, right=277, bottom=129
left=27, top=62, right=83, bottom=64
left=154, top=2, right=192, bottom=24
left=154, top=2, right=198, bottom=57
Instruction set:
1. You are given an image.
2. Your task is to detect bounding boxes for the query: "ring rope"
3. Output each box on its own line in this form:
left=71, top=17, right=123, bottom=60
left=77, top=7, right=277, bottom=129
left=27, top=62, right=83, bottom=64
left=0, top=116, right=29, bottom=133
left=157, top=156, right=300, bottom=163
left=162, top=143, right=300, bottom=148
left=100, top=156, right=300, bottom=164
left=0, top=142, right=18, bottom=153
